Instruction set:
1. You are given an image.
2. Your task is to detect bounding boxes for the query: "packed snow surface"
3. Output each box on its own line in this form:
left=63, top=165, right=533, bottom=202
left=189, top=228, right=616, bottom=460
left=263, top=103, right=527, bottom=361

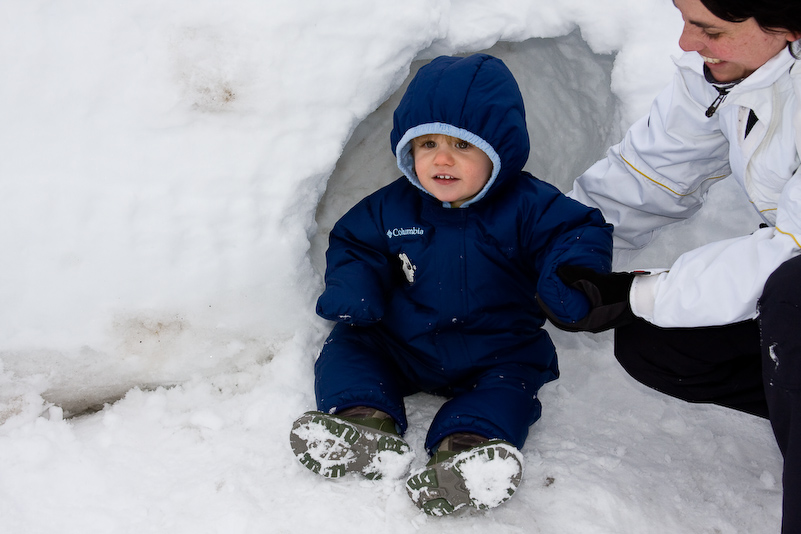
left=0, top=0, right=779, bottom=532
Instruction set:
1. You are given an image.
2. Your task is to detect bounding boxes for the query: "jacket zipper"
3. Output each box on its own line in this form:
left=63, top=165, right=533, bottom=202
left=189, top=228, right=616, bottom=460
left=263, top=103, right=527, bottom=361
left=705, top=85, right=730, bottom=117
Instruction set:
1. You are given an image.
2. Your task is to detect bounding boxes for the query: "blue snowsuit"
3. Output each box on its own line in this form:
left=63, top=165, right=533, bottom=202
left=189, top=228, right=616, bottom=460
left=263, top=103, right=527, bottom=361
left=315, top=54, right=613, bottom=452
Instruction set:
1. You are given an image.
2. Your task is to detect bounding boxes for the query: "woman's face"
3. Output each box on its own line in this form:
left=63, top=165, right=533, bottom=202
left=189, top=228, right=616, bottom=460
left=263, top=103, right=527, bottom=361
left=675, top=0, right=799, bottom=82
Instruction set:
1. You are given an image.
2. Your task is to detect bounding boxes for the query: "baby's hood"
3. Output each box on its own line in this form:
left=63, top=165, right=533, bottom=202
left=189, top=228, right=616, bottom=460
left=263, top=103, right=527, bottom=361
left=390, top=54, right=529, bottom=208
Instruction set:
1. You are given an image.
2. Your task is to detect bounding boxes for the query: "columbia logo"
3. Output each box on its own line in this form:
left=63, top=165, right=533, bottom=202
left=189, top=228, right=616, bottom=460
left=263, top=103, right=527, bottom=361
left=386, top=227, right=425, bottom=239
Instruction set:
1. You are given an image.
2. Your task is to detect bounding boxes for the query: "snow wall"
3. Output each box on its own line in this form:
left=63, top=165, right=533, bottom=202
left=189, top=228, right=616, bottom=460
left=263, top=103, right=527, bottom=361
left=0, top=1, right=686, bottom=418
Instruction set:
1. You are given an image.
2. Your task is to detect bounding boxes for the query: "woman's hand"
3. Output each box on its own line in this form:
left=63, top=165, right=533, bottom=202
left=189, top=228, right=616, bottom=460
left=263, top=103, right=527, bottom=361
left=537, top=265, right=641, bottom=333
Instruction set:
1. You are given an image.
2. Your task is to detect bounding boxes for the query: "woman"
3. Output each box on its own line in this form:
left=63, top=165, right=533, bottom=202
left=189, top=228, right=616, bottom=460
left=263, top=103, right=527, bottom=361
left=539, top=0, right=801, bottom=531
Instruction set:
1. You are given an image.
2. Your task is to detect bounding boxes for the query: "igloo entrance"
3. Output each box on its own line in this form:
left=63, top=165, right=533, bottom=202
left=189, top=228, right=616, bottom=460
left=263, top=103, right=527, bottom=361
left=312, top=31, right=622, bottom=273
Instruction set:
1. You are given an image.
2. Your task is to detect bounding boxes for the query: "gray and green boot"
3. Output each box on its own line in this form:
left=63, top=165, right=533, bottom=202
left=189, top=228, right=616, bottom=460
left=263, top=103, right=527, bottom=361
left=405, top=434, right=524, bottom=516
left=289, top=408, right=414, bottom=480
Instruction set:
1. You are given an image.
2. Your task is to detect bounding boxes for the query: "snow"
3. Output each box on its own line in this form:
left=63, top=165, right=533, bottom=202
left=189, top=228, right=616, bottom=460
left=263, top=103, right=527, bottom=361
left=0, top=0, right=781, bottom=532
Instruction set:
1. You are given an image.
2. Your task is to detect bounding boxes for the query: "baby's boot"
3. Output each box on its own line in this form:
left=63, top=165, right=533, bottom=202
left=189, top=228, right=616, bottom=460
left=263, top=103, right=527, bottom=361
left=405, top=433, right=524, bottom=516
left=289, top=407, right=414, bottom=480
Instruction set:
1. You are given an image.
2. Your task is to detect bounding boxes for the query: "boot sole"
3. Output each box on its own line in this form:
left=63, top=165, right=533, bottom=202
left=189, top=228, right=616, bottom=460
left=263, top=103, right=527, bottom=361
left=290, top=411, right=414, bottom=480
left=406, top=440, right=523, bottom=516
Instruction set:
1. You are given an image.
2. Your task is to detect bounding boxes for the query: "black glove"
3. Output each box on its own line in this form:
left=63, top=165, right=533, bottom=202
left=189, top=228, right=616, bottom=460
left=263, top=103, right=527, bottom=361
left=538, top=265, right=642, bottom=333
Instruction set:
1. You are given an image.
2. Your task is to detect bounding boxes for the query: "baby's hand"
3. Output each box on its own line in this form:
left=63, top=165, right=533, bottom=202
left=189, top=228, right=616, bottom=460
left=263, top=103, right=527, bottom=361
left=537, top=265, right=642, bottom=333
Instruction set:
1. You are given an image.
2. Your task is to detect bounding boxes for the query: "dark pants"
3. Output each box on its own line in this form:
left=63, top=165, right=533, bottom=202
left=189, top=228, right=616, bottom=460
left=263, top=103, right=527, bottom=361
left=614, top=255, right=801, bottom=533
left=314, top=323, right=549, bottom=452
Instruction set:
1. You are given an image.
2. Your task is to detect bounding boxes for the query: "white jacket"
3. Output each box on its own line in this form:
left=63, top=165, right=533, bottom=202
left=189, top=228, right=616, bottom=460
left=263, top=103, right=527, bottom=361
left=570, top=47, right=801, bottom=328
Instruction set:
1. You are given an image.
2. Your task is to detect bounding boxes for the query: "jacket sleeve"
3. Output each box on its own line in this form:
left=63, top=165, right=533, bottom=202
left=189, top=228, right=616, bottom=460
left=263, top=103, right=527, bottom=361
left=569, top=63, right=731, bottom=251
left=631, top=158, right=801, bottom=328
left=532, top=184, right=614, bottom=324
left=316, top=198, right=392, bottom=326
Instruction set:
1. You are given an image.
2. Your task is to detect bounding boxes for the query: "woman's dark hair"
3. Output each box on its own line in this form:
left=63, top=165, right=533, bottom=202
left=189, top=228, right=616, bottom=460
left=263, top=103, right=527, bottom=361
left=701, top=0, right=801, bottom=57
left=700, top=0, right=801, bottom=35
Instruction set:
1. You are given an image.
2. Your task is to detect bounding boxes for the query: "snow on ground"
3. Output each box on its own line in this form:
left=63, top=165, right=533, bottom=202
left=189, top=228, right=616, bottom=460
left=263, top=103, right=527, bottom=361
left=0, top=0, right=782, bottom=532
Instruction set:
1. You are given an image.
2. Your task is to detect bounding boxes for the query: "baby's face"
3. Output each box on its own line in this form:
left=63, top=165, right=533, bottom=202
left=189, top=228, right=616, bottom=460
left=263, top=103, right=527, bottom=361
left=412, top=134, right=492, bottom=208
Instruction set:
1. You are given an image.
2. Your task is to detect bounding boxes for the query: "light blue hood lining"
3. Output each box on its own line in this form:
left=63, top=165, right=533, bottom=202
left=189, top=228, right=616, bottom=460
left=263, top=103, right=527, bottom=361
left=395, top=123, right=502, bottom=208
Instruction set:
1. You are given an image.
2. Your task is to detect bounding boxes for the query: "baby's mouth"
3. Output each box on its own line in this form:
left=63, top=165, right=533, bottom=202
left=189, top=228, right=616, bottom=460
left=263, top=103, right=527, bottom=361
left=434, top=174, right=457, bottom=180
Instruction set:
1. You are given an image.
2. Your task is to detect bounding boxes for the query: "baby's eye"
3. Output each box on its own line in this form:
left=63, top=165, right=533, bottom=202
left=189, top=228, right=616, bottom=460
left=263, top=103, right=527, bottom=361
left=419, top=139, right=437, bottom=149
left=455, top=140, right=472, bottom=149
